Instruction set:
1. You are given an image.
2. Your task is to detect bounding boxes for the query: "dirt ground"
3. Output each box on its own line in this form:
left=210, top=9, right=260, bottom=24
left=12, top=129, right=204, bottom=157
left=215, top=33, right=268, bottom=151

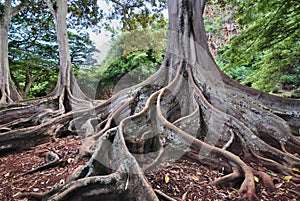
left=0, top=135, right=299, bottom=201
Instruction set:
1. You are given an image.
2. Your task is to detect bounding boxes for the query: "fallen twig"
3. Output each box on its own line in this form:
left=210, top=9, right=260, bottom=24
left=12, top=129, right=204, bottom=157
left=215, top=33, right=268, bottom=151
left=154, top=189, right=179, bottom=201
left=22, top=151, right=61, bottom=175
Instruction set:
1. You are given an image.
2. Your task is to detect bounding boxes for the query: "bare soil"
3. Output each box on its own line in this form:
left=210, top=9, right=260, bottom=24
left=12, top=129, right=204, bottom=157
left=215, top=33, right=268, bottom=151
left=0, top=135, right=299, bottom=201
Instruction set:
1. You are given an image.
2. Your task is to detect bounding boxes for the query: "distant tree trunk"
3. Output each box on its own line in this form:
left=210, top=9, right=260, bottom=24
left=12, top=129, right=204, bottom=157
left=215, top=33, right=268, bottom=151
left=22, top=71, right=45, bottom=98
left=47, top=0, right=71, bottom=88
left=47, top=0, right=91, bottom=110
left=0, top=0, right=22, bottom=103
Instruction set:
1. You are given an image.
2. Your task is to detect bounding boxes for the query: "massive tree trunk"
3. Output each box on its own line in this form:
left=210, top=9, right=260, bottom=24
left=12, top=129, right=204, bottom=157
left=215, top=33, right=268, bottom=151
left=1, top=0, right=300, bottom=200
left=0, top=0, right=22, bottom=103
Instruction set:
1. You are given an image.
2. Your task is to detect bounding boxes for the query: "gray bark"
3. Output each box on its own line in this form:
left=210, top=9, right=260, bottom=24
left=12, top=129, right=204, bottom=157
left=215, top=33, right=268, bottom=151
left=0, top=0, right=14, bottom=103
left=47, top=0, right=92, bottom=104
left=47, top=0, right=71, bottom=88
left=0, top=0, right=29, bottom=103
left=0, top=0, right=299, bottom=201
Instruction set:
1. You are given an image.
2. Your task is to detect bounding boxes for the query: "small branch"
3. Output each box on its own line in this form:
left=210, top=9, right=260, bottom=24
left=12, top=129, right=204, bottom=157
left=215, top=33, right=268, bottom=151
left=211, top=166, right=240, bottom=187
left=154, top=189, right=178, bottom=201
left=0, top=127, right=11, bottom=133
left=47, top=0, right=56, bottom=17
left=287, top=189, right=300, bottom=197
left=11, top=2, right=30, bottom=17
left=22, top=151, right=61, bottom=175
left=110, top=0, right=143, bottom=9
left=181, top=191, right=189, bottom=201
left=32, top=71, right=46, bottom=83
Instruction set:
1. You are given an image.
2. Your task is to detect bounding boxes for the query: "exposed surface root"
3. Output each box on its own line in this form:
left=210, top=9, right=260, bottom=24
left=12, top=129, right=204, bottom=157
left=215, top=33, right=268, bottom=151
left=1, top=0, right=300, bottom=200
left=1, top=56, right=299, bottom=200
left=22, top=151, right=61, bottom=175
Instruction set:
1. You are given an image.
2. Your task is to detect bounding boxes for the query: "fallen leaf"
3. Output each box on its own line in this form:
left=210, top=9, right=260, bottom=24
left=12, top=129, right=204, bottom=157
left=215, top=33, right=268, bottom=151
left=4, top=172, right=10, bottom=177
left=254, top=176, right=259, bottom=183
left=67, top=158, right=74, bottom=164
left=59, top=179, right=65, bottom=185
left=165, top=175, right=170, bottom=183
left=283, top=175, right=292, bottom=181
left=292, top=167, right=300, bottom=173
left=261, top=189, right=268, bottom=196
left=191, top=175, right=199, bottom=181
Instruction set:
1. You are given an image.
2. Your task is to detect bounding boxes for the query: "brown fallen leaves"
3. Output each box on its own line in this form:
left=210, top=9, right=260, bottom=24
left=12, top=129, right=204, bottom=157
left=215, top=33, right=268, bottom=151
left=0, top=136, right=87, bottom=200
left=145, top=159, right=300, bottom=201
left=0, top=136, right=299, bottom=201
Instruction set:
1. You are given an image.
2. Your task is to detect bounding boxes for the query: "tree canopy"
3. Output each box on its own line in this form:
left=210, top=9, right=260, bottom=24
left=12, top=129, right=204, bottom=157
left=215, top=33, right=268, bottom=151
left=77, top=21, right=167, bottom=99
left=222, top=0, right=300, bottom=92
left=7, top=6, right=98, bottom=98
left=104, top=0, right=167, bottom=31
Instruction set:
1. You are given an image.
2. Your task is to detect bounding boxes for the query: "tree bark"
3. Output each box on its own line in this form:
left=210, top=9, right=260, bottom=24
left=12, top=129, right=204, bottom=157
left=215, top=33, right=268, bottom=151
left=0, top=0, right=22, bottom=103
left=46, top=0, right=93, bottom=111
left=47, top=0, right=71, bottom=88
left=22, top=71, right=46, bottom=98
left=0, top=0, right=300, bottom=200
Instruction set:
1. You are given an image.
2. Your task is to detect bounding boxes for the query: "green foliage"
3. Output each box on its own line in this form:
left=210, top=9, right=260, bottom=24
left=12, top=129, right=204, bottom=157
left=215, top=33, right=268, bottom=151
left=244, top=44, right=300, bottom=92
left=217, top=45, right=257, bottom=86
left=8, top=11, right=58, bottom=97
left=100, top=50, right=162, bottom=84
left=203, top=6, right=225, bottom=38
left=99, top=25, right=166, bottom=95
left=222, top=0, right=300, bottom=92
left=94, top=50, right=162, bottom=99
left=104, top=0, right=167, bottom=32
left=77, top=25, right=167, bottom=99
left=68, top=32, right=98, bottom=69
left=68, top=0, right=103, bottom=32
left=8, top=9, right=98, bottom=98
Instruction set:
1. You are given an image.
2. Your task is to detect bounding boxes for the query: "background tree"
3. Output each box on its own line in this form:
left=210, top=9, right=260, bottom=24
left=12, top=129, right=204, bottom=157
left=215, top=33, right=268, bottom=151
left=78, top=21, right=167, bottom=99
left=222, top=0, right=300, bottom=92
left=104, top=0, right=167, bottom=31
left=0, top=0, right=103, bottom=157
left=42, top=0, right=101, bottom=109
left=8, top=10, right=97, bottom=98
left=0, top=0, right=32, bottom=103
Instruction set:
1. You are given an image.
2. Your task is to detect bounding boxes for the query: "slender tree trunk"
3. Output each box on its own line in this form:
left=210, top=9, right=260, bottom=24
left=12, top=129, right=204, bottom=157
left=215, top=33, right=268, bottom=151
left=0, top=0, right=21, bottom=103
left=46, top=0, right=92, bottom=107
left=47, top=0, right=71, bottom=90
left=22, top=71, right=45, bottom=98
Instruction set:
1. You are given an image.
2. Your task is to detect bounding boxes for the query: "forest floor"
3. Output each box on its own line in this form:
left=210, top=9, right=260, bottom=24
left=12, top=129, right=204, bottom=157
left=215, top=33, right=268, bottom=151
left=0, top=135, right=299, bottom=201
